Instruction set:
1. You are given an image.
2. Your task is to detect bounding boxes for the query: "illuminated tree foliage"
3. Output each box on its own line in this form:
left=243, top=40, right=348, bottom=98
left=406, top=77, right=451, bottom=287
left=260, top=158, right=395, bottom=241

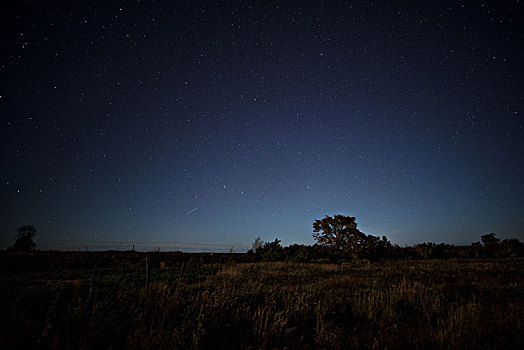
left=312, top=215, right=393, bottom=261
left=312, top=215, right=366, bottom=251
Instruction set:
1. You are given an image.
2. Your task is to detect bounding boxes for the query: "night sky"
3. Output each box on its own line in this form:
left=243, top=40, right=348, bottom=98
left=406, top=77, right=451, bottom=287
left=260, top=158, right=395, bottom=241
left=1, top=0, right=523, bottom=251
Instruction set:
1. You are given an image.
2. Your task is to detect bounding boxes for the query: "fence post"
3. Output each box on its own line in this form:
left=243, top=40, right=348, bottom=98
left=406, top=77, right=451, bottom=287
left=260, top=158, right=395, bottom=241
left=197, top=260, right=201, bottom=284
left=88, top=263, right=98, bottom=303
left=177, top=262, right=185, bottom=289
left=145, top=256, right=149, bottom=289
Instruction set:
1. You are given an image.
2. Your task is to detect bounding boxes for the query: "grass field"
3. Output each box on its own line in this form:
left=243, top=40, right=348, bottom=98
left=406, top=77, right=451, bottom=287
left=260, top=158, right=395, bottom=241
left=0, top=252, right=522, bottom=349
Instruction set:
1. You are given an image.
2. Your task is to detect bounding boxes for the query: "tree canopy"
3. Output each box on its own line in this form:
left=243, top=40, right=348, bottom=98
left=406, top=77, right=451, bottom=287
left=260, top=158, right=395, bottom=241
left=481, top=232, right=500, bottom=246
left=8, top=225, right=37, bottom=251
left=312, top=215, right=393, bottom=261
left=312, top=214, right=365, bottom=250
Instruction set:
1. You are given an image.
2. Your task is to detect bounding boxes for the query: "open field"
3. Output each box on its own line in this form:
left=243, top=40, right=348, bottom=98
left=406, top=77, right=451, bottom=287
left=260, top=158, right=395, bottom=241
left=0, top=252, right=522, bottom=349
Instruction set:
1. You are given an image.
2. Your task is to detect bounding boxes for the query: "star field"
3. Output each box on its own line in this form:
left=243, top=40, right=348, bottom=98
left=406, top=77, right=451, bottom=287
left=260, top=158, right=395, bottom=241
left=1, top=0, right=523, bottom=250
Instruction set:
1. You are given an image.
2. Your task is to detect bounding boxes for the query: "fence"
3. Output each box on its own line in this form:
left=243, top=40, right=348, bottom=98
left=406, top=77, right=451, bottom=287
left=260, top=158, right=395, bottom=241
left=2, top=238, right=251, bottom=253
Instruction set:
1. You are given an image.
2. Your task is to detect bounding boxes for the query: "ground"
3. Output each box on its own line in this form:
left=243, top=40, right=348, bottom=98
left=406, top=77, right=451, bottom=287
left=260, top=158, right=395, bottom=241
left=0, top=251, right=522, bottom=349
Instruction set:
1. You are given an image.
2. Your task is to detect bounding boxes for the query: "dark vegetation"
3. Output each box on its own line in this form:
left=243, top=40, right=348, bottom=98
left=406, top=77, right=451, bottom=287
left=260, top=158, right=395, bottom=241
left=0, top=252, right=522, bottom=349
left=250, top=233, right=523, bottom=263
left=1, top=217, right=522, bottom=349
left=7, top=225, right=37, bottom=251
left=252, top=215, right=523, bottom=263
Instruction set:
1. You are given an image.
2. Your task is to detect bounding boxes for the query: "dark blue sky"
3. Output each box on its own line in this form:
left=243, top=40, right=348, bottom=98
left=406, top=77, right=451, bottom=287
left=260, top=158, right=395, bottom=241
left=1, top=0, right=523, bottom=250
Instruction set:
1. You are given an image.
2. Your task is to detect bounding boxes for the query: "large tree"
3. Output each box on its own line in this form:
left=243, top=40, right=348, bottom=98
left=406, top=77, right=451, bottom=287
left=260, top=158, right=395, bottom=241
left=312, top=215, right=366, bottom=251
left=481, top=232, right=500, bottom=246
left=8, top=225, right=37, bottom=251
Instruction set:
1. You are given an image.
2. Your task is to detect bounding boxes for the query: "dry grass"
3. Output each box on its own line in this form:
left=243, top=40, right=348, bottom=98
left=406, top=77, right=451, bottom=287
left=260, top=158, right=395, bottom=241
left=0, top=258, right=522, bottom=349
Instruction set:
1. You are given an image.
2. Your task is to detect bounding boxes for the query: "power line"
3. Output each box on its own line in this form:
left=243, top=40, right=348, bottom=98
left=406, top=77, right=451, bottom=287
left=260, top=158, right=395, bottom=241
left=29, top=238, right=251, bottom=253
left=34, top=238, right=251, bottom=248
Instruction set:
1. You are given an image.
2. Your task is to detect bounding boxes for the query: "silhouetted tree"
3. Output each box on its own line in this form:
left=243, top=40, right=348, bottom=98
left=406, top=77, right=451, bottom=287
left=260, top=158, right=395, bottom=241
left=481, top=232, right=500, bottom=246
left=8, top=225, right=37, bottom=251
left=360, top=235, right=392, bottom=261
left=312, top=215, right=366, bottom=252
left=257, top=238, right=283, bottom=261
left=499, top=238, right=524, bottom=257
left=284, top=244, right=311, bottom=262
left=481, top=232, right=501, bottom=257
left=251, top=237, right=263, bottom=253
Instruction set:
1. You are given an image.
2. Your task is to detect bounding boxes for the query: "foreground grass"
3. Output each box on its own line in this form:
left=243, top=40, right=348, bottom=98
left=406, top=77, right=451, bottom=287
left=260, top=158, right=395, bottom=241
left=0, top=258, right=522, bottom=349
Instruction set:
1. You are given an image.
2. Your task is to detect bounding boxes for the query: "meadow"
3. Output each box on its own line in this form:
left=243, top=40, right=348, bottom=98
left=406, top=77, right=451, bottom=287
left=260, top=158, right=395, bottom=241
left=0, top=252, right=522, bottom=349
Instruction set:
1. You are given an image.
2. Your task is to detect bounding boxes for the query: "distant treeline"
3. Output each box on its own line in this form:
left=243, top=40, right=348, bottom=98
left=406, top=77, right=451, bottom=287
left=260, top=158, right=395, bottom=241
left=244, top=215, right=524, bottom=263
left=248, top=233, right=523, bottom=263
left=4, top=220, right=523, bottom=266
left=0, top=233, right=522, bottom=273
